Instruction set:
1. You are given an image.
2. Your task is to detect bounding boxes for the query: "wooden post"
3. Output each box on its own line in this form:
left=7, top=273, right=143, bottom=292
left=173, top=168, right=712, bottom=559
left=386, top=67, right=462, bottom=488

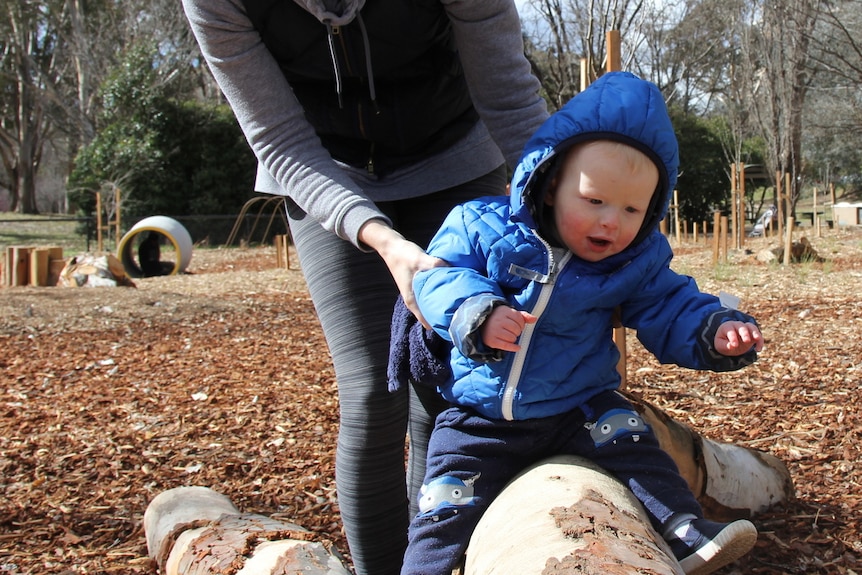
left=96, top=191, right=104, bottom=253
left=673, top=190, right=681, bottom=246
left=597, top=30, right=625, bottom=391
left=30, top=248, right=50, bottom=286
left=738, top=163, right=746, bottom=250
left=720, top=215, right=729, bottom=263
left=15, top=246, right=28, bottom=287
left=730, top=163, right=738, bottom=250
left=2, top=247, right=10, bottom=287
left=274, top=234, right=291, bottom=269
left=783, top=217, right=794, bottom=265
left=813, top=187, right=820, bottom=238
left=776, top=172, right=784, bottom=240
left=613, top=304, right=626, bottom=391
left=613, top=327, right=626, bottom=389
left=712, top=211, right=721, bottom=266
left=47, top=247, right=65, bottom=286
left=96, top=187, right=122, bottom=253
left=606, top=30, right=621, bottom=72
left=114, top=187, right=121, bottom=245
left=2, top=245, right=64, bottom=287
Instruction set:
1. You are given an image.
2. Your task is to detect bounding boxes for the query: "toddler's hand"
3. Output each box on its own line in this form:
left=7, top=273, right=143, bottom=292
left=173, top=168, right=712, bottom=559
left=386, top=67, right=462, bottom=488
left=714, top=321, right=763, bottom=356
left=481, top=306, right=537, bottom=352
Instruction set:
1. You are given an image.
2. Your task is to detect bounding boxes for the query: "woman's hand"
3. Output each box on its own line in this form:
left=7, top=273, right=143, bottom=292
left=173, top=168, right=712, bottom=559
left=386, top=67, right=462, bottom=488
left=359, top=220, right=446, bottom=328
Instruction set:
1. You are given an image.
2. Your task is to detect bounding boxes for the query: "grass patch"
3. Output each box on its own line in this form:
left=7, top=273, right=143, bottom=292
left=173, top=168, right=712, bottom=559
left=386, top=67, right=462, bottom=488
left=0, top=214, right=95, bottom=256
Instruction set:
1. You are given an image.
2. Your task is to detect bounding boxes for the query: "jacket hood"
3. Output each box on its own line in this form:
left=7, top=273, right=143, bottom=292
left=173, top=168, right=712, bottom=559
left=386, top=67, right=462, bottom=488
left=293, top=0, right=365, bottom=26
left=510, top=71, right=679, bottom=250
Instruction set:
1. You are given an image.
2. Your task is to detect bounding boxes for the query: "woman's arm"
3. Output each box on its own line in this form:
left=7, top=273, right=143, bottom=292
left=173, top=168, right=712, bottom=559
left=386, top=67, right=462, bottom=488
left=181, top=0, right=385, bottom=247
left=443, top=0, right=549, bottom=168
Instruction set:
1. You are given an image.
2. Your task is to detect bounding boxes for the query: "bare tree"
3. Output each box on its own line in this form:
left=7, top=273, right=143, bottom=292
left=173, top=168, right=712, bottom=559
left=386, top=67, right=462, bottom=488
left=638, top=0, right=749, bottom=112
left=802, top=0, right=862, bottom=196
left=522, top=0, right=651, bottom=110
left=743, top=0, right=821, bottom=215
left=0, top=0, right=201, bottom=214
left=0, top=0, right=57, bottom=213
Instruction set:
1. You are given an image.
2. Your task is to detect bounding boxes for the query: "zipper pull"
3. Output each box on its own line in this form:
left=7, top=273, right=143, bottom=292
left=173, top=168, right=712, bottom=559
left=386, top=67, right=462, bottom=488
left=366, top=143, right=375, bottom=174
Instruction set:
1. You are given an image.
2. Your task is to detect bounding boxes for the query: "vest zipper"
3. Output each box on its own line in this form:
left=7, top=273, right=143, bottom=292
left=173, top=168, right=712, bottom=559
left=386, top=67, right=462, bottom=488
left=367, top=142, right=375, bottom=173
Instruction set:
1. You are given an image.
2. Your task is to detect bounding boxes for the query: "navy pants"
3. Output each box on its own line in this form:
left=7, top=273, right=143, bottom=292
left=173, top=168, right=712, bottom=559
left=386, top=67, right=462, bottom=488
left=401, top=389, right=703, bottom=575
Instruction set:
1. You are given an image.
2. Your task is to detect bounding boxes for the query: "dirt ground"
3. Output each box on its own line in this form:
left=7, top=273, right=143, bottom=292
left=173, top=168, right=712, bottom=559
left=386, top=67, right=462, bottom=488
left=1, top=229, right=862, bottom=574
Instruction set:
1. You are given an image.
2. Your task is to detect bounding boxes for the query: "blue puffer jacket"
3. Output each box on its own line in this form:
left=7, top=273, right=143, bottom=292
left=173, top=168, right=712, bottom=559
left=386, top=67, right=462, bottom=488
left=413, top=72, right=757, bottom=421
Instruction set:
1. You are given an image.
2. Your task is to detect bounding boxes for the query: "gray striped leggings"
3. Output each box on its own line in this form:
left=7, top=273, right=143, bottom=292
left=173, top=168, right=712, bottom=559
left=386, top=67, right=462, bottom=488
left=284, top=166, right=506, bottom=575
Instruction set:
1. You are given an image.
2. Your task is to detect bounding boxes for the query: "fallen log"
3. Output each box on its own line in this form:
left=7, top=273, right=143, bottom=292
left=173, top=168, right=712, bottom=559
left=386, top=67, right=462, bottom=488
left=144, top=396, right=793, bottom=575
left=143, top=486, right=350, bottom=575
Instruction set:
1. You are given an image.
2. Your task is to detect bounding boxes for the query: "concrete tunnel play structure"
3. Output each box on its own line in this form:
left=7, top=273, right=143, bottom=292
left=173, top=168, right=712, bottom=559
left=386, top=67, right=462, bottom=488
left=117, top=216, right=193, bottom=278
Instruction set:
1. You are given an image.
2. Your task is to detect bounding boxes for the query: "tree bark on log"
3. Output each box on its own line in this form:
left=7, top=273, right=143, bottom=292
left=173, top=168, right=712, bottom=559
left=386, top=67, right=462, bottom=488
left=143, top=486, right=351, bottom=575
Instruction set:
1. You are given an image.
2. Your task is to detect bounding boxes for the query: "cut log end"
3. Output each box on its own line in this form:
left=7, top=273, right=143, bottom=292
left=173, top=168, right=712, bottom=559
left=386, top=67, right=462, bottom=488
left=143, top=486, right=350, bottom=575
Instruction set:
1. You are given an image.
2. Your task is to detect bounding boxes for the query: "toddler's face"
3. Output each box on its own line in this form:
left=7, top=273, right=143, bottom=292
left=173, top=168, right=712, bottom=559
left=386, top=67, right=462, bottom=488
left=544, top=141, right=658, bottom=262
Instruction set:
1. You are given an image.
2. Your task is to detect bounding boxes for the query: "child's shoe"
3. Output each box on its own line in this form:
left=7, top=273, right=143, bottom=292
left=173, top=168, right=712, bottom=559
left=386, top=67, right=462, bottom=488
left=664, top=515, right=758, bottom=575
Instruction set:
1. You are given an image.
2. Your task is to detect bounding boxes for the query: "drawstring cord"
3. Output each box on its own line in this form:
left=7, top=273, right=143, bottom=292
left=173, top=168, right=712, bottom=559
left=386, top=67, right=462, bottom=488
left=324, top=14, right=378, bottom=113
left=325, top=23, right=344, bottom=108
left=356, top=13, right=379, bottom=114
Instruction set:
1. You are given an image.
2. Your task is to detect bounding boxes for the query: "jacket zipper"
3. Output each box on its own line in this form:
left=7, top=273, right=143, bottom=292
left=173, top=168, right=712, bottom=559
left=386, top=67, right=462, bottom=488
left=501, top=250, right=573, bottom=421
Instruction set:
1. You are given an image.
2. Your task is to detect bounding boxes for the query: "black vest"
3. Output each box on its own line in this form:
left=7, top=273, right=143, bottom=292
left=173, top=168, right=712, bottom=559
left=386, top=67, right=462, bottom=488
left=241, top=0, right=479, bottom=175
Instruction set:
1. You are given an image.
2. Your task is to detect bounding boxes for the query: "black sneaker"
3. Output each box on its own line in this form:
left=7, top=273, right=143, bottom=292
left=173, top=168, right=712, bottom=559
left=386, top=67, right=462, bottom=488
left=665, top=517, right=758, bottom=575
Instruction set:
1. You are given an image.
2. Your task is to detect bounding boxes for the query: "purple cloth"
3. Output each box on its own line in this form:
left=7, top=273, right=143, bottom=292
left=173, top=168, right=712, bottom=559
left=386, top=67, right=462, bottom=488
left=387, top=296, right=452, bottom=393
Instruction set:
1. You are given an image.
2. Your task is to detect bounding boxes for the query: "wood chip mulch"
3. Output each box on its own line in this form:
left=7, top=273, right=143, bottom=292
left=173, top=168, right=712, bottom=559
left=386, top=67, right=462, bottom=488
left=1, top=233, right=861, bottom=574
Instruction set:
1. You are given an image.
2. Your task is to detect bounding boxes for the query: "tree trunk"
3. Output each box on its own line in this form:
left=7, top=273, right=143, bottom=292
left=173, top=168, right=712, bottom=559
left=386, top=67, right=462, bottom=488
left=19, top=152, right=39, bottom=214
left=143, top=486, right=351, bottom=575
